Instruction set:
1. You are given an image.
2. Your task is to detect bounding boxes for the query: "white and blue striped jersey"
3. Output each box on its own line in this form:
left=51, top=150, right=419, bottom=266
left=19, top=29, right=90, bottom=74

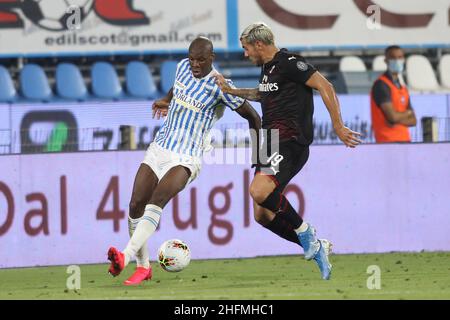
left=154, top=58, right=245, bottom=157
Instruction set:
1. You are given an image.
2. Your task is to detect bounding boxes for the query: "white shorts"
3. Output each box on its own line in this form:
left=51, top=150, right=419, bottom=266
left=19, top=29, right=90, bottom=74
left=142, top=142, right=202, bottom=184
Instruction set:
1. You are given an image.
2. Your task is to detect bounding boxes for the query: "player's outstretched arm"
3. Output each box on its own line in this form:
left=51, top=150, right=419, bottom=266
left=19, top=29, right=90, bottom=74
left=306, top=72, right=362, bottom=148
left=214, top=73, right=261, bottom=101
left=235, top=101, right=262, bottom=132
left=152, top=87, right=174, bottom=119
left=235, top=101, right=262, bottom=166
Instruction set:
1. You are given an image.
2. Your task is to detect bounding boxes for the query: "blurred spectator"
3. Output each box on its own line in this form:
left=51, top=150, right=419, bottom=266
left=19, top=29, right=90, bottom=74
left=370, top=45, right=417, bottom=143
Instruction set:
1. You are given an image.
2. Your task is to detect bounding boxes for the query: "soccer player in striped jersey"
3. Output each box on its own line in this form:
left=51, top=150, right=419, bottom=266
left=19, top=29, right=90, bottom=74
left=107, top=37, right=261, bottom=285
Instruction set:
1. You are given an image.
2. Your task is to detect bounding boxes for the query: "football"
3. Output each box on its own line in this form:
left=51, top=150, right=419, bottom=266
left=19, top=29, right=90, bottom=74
left=22, top=0, right=94, bottom=31
left=158, top=239, right=191, bottom=272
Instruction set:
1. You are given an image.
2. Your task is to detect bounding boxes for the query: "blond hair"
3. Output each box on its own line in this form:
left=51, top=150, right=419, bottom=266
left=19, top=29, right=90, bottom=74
left=240, top=22, right=274, bottom=45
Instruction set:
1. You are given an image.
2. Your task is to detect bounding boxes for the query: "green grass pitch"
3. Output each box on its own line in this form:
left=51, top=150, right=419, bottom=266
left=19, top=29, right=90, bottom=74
left=0, top=252, right=449, bottom=300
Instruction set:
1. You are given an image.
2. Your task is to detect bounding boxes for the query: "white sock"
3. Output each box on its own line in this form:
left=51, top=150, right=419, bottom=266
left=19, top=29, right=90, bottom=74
left=294, top=222, right=309, bottom=234
left=128, top=216, right=150, bottom=269
left=123, top=204, right=162, bottom=267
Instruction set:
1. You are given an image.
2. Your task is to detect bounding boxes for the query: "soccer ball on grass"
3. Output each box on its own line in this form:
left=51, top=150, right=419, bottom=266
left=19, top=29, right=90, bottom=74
left=158, top=239, right=191, bottom=272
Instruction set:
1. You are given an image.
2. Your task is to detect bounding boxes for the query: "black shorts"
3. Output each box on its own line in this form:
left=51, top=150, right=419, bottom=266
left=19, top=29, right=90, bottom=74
left=255, top=139, right=309, bottom=192
left=254, top=139, right=310, bottom=193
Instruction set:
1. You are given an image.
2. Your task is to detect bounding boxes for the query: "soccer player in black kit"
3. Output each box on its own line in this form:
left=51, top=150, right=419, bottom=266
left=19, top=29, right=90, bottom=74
left=215, top=22, right=361, bottom=280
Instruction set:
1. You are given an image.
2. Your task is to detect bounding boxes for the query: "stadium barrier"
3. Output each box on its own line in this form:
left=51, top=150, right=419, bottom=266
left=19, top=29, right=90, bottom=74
left=0, top=143, right=449, bottom=268
left=0, top=93, right=449, bottom=155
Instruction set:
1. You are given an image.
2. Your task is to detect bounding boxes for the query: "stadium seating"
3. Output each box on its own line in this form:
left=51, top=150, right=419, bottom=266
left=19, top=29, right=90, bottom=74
left=339, top=56, right=367, bottom=72
left=222, top=66, right=260, bottom=78
left=2, top=51, right=447, bottom=103
left=125, top=61, right=159, bottom=99
left=406, top=55, right=440, bottom=92
left=338, top=56, right=371, bottom=93
left=160, top=60, right=178, bottom=94
left=19, top=64, right=53, bottom=102
left=438, top=54, right=450, bottom=90
left=341, top=72, right=375, bottom=94
left=91, top=62, right=123, bottom=100
left=0, top=65, right=17, bottom=103
left=372, top=55, right=387, bottom=72
left=56, top=63, right=88, bottom=101
left=222, top=66, right=260, bottom=88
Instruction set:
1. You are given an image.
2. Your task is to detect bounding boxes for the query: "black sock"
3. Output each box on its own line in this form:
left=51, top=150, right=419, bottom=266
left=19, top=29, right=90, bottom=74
left=265, top=215, right=302, bottom=247
left=260, top=190, right=303, bottom=229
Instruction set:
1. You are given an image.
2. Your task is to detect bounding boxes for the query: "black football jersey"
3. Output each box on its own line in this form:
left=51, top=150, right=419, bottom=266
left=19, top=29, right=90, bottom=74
left=259, top=48, right=317, bottom=145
